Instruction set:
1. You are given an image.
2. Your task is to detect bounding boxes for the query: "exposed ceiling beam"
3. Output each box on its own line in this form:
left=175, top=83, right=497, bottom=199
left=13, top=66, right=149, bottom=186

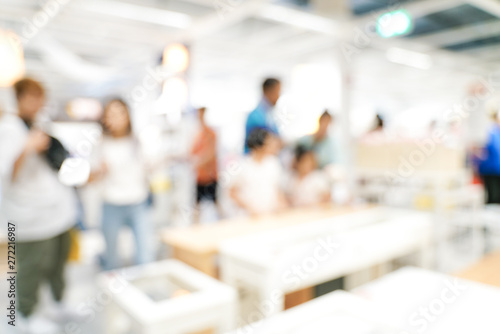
left=354, top=0, right=465, bottom=22
left=247, top=1, right=495, bottom=75
left=399, top=0, right=465, bottom=17
left=4, top=0, right=499, bottom=103
left=45, top=18, right=167, bottom=49
left=460, top=43, right=500, bottom=59
left=194, top=25, right=305, bottom=58
left=467, top=0, right=500, bottom=18
left=258, top=3, right=341, bottom=35
left=172, top=0, right=270, bottom=42
left=368, top=36, right=495, bottom=75
left=72, top=0, right=192, bottom=29
left=175, top=0, right=216, bottom=7
left=412, top=20, right=500, bottom=46
left=309, top=0, right=351, bottom=18
left=350, top=0, right=500, bottom=74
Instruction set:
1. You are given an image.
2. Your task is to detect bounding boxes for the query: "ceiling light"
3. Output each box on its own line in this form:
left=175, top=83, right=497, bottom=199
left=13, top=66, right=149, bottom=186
left=377, top=10, right=413, bottom=38
left=163, top=44, right=189, bottom=73
left=386, top=47, right=433, bottom=70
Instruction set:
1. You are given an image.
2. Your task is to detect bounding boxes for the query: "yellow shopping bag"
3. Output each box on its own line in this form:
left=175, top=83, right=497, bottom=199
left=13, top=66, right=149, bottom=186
left=68, top=228, right=80, bottom=262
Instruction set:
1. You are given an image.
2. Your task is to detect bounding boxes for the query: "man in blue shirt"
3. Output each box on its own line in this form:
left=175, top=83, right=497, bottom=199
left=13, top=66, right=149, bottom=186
left=478, top=111, right=500, bottom=204
left=244, top=78, right=281, bottom=153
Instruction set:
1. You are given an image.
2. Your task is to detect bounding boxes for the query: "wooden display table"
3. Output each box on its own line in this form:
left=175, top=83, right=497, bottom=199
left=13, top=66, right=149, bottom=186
left=455, top=250, right=500, bottom=288
left=161, top=205, right=370, bottom=310
left=161, top=204, right=369, bottom=278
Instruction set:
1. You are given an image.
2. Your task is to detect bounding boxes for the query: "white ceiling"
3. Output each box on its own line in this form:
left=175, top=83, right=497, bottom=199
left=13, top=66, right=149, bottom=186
left=1, top=0, right=500, bottom=117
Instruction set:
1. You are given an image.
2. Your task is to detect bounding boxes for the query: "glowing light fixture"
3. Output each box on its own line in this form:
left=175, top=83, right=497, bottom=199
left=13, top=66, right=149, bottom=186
left=377, top=10, right=413, bottom=38
left=66, top=98, right=103, bottom=120
left=386, top=47, right=433, bottom=70
left=0, top=30, right=25, bottom=87
left=163, top=44, right=189, bottom=73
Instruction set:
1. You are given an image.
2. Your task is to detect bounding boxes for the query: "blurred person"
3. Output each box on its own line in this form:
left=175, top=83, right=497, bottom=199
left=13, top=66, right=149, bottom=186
left=445, top=119, right=466, bottom=148
left=288, top=145, right=331, bottom=207
left=298, top=110, right=338, bottom=168
left=476, top=110, right=500, bottom=204
left=93, top=99, right=154, bottom=270
left=361, top=113, right=387, bottom=144
left=244, top=78, right=282, bottom=153
left=371, top=113, right=385, bottom=133
left=230, top=128, right=288, bottom=216
left=427, top=120, right=438, bottom=137
left=191, top=107, right=222, bottom=223
left=0, top=78, right=79, bottom=333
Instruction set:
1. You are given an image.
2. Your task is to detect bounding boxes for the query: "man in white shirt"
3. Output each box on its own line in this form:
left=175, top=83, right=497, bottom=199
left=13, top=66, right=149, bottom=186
left=0, top=78, right=77, bottom=333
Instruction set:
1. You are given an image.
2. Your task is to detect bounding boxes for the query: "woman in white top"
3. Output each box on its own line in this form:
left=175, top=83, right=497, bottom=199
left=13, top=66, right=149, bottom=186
left=94, top=99, right=153, bottom=270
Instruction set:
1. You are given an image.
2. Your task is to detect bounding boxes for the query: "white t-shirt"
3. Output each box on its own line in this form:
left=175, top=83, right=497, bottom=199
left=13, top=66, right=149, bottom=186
left=0, top=115, right=77, bottom=241
left=288, top=170, right=330, bottom=207
left=232, top=155, right=283, bottom=215
left=99, top=136, right=149, bottom=205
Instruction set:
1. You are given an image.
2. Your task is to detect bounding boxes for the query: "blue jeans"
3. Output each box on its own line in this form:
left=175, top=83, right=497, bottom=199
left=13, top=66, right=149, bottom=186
left=101, top=201, right=153, bottom=270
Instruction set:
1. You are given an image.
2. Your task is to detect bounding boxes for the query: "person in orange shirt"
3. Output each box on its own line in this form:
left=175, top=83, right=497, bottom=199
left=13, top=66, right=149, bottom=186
left=191, top=107, right=221, bottom=223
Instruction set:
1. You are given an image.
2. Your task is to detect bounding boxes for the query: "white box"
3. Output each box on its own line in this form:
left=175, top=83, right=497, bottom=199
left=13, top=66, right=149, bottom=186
left=98, top=259, right=237, bottom=334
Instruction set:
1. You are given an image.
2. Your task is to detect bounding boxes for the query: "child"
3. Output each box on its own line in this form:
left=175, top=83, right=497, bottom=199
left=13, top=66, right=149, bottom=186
left=230, top=128, right=287, bottom=216
left=94, top=98, right=154, bottom=270
left=288, top=145, right=331, bottom=207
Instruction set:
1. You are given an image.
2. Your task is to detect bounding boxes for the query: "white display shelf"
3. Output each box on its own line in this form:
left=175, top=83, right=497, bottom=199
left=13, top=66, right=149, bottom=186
left=227, top=290, right=402, bottom=334
left=220, top=207, right=432, bottom=318
left=354, top=267, right=500, bottom=334
left=98, top=259, right=237, bottom=334
left=356, top=167, right=486, bottom=267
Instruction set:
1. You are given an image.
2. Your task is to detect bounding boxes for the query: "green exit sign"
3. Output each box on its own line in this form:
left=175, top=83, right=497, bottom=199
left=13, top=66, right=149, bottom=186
left=377, top=10, right=413, bottom=38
